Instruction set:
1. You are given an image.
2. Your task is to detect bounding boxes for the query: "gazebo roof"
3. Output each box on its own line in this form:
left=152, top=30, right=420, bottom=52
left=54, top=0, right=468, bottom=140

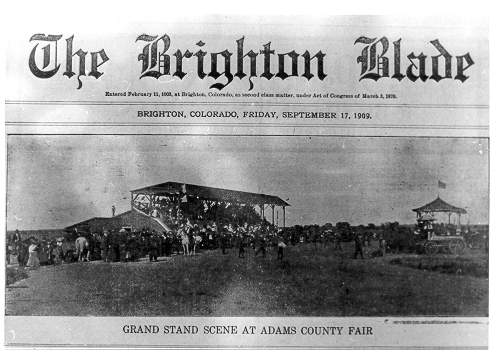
left=412, top=196, right=467, bottom=214
left=131, top=181, right=290, bottom=207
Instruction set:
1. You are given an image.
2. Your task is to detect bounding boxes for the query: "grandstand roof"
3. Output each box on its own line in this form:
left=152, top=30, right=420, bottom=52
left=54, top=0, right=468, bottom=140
left=131, top=182, right=290, bottom=207
left=412, top=196, right=467, bottom=214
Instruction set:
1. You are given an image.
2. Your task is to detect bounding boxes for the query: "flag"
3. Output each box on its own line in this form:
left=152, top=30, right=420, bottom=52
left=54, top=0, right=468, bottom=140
left=438, top=180, right=446, bottom=189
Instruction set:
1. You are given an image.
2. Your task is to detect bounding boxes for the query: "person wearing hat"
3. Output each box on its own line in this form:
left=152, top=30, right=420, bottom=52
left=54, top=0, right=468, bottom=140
left=11, top=229, right=22, bottom=254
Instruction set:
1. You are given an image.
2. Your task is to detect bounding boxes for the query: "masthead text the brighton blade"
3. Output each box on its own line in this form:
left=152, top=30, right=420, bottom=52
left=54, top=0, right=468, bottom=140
left=28, top=34, right=474, bottom=89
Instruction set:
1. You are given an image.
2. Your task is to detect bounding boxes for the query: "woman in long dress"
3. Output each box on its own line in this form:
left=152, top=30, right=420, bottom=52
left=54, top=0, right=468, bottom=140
left=26, top=241, right=40, bottom=267
left=180, top=228, right=189, bottom=256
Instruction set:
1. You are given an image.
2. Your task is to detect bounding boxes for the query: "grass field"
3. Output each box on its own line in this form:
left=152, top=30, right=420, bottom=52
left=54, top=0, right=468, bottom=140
left=6, top=267, right=29, bottom=286
left=5, top=242, right=488, bottom=316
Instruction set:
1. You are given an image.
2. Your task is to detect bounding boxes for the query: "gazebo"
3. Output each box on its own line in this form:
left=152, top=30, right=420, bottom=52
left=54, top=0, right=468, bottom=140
left=412, top=196, right=467, bottom=227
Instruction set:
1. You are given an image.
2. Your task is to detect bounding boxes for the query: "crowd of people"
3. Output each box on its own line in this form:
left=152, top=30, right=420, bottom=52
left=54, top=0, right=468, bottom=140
left=7, top=203, right=488, bottom=268
left=6, top=217, right=293, bottom=267
left=7, top=230, right=65, bottom=267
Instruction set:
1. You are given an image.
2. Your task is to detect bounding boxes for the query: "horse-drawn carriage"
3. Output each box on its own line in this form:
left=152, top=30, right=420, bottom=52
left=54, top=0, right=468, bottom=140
left=417, top=214, right=466, bottom=255
left=424, top=232, right=466, bottom=255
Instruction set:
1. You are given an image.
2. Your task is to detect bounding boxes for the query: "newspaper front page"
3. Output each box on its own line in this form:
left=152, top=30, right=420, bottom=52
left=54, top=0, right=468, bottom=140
left=4, top=16, right=489, bottom=348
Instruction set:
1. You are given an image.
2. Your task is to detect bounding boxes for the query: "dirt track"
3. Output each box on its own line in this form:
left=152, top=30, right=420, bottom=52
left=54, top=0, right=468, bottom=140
left=210, top=256, right=282, bottom=316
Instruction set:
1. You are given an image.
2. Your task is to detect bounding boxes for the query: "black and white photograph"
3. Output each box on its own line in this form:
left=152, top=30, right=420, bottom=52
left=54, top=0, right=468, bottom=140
left=5, top=134, right=489, bottom=318
left=3, top=14, right=489, bottom=349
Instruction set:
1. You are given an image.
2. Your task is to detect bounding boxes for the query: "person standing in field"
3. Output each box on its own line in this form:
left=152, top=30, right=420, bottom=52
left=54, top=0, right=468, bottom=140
left=12, top=229, right=22, bottom=254
left=366, top=231, right=373, bottom=247
left=179, top=225, right=189, bottom=256
left=238, top=234, right=246, bottom=258
left=148, top=232, right=159, bottom=262
left=38, top=241, right=49, bottom=266
left=26, top=239, right=40, bottom=268
left=53, top=238, right=63, bottom=264
left=255, top=235, right=266, bottom=258
left=107, top=230, right=117, bottom=262
left=220, top=225, right=229, bottom=255
left=277, top=240, right=286, bottom=260
left=378, top=232, right=386, bottom=257
left=207, top=224, right=214, bottom=250
left=354, top=233, right=364, bottom=259
left=192, top=231, right=202, bottom=256
left=101, top=230, right=109, bottom=262
left=187, top=224, right=195, bottom=256
left=334, top=231, right=342, bottom=250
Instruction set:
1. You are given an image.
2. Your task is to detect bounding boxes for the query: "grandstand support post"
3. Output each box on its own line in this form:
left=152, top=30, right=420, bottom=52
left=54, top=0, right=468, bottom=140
left=177, top=194, right=181, bottom=223
left=215, top=201, right=218, bottom=224
left=254, top=204, right=260, bottom=220
left=283, top=206, right=286, bottom=229
left=271, top=204, right=275, bottom=226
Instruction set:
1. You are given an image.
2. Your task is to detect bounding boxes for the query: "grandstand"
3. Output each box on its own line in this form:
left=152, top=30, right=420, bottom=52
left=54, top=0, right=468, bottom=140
left=65, top=182, right=289, bottom=233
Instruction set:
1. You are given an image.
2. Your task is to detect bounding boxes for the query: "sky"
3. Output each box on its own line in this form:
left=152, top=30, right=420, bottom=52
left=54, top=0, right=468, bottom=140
left=6, top=135, right=489, bottom=230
